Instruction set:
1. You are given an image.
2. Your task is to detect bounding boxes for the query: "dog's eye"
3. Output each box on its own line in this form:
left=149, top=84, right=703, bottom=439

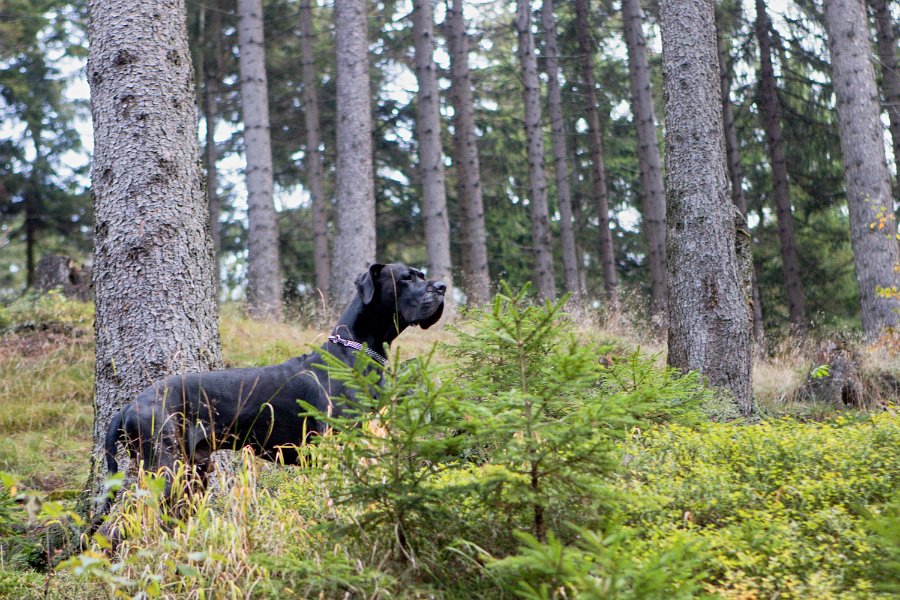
left=400, top=273, right=413, bottom=281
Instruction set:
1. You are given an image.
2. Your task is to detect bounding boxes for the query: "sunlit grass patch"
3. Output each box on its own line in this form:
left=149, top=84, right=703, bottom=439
left=0, top=334, right=94, bottom=492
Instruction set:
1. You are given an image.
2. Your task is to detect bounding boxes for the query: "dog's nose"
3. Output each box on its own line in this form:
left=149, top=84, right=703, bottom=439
left=432, top=282, right=447, bottom=295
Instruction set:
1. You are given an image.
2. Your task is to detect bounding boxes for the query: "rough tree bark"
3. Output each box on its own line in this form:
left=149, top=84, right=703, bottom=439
left=870, top=0, right=900, bottom=192
left=238, top=0, right=283, bottom=319
left=575, top=0, right=617, bottom=302
left=823, top=0, right=900, bottom=337
left=541, top=0, right=579, bottom=297
left=621, top=0, right=667, bottom=319
left=755, top=0, right=806, bottom=333
left=659, top=0, right=754, bottom=415
left=446, top=0, right=491, bottom=305
left=87, top=0, right=224, bottom=496
left=332, top=0, right=376, bottom=303
left=516, top=0, right=557, bottom=301
left=413, top=0, right=453, bottom=295
left=299, top=0, right=331, bottom=296
left=717, top=15, right=766, bottom=352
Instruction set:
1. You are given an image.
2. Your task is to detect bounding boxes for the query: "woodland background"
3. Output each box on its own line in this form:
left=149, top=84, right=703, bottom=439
left=2, top=0, right=897, bottom=333
left=0, top=0, right=899, bottom=598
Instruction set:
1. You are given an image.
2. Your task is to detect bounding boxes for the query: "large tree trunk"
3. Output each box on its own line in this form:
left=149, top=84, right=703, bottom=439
left=575, top=0, right=617, bottom=303
left=870, top=0, right=900, bottom=195
left=822, top=0, right=900, bottom=337
left=717, top=17, right=766, bottom=353
left=621, top=0, right=667, bottom=319
left=755, top=0, right=806, bottom=334
left=299, top=0, right=331, bottom=296
left=659, top=0, right=754, bottom=415
left=541, top=0, right=579, bottom=297
left=201, top=0, right=223, bottom=267
left=238, top=0, right=283, bottom=320
left=413, top=0, right=453, bottom=294
left=516, top=0, right=556, bottom=301
left=446, top=0, right=491, bottom=305
left=87, top=0, right=224, bottom=496
left=332, top=0, right=376, bottom=303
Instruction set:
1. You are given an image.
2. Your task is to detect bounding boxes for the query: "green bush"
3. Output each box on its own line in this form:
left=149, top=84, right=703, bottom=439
left=620, top=414, right=900, bottom=598
left=490, top=528, right=708, bottom=600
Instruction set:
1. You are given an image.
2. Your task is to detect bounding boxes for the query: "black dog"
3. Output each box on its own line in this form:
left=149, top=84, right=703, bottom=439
left=100, top=263, right=445, bottom=508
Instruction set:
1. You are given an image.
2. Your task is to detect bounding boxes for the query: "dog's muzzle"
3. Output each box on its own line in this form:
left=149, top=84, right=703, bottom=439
left=414, top=281, right=446, bottom=329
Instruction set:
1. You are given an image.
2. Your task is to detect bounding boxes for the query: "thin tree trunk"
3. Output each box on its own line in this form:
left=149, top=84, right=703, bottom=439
left=569, top=141, right=588, bottom=296
left=203, top=66, right=221, bottom=262
left=659, top=0, right=754, bottom=415
left=24, top=189, right=36, bottom=287
left=24, top=124, right=41, bottom=288
left=541, top=0, right=579, bottom=297
left=299, top=0, right=331, bottom=296
left=413, top=0, right=453, bottom=295
left=621, top=0, right=667, bottom=319
left=238, top=0, right=283, bottom=320
left=575, top=0, right=617, bottom=303
left=755, top=0, right=806, bottom=333
left=752, top=257, right=766, bottom=352
left=516, top=0, right=556, bottom=301
left=202, top=0, right=223, bottom=269
left=446, top=0, right=491, bottom=305
left=717, top=17, right=766, bottom=354
left=332, top=0, right=376, bottom=302
left=86, top=0, right=223, bottom=498
left=870, top=0, right=900, bottom=198
left=823, top=0, right=900, bottom=337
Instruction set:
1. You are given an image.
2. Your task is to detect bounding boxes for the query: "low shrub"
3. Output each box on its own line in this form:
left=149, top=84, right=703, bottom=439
left=620, top=414, right=900, bottom=598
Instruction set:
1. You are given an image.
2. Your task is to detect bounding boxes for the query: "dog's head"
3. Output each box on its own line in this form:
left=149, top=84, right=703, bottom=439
left=355, top=263, right=446, bottom=330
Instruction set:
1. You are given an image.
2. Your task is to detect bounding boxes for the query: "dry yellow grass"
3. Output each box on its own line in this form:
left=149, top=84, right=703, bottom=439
left=219, top=302, right=458, bottom=367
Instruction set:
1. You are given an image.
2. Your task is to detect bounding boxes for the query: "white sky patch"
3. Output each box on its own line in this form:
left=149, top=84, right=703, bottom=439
left=617, top=206, right=641, bottom=231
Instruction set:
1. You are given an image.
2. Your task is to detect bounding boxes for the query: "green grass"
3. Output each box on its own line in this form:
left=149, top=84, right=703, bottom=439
left=0, top=337, right=94, bottom=493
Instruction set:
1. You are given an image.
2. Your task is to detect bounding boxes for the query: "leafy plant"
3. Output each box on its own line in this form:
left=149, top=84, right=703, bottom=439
left=450, top=284, right=625, bottom=541
left=490, top=528, right=708, bottom=600
left=300, top=346, right=473, bottom=565
left=448, top=284, right=708, bottom=543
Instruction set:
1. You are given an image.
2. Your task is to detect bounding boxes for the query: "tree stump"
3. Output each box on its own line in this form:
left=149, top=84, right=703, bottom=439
left=798, top=338, right=864, bottom=407
left=35, top=255, right=92, bottom=301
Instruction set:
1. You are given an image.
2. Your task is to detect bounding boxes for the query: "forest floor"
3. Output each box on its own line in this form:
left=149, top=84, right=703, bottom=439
left=0, top=297, right=897, bottom=598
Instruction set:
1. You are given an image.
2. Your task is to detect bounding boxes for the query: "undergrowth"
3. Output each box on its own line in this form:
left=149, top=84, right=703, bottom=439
left=0, top=290, right=897, bottom=598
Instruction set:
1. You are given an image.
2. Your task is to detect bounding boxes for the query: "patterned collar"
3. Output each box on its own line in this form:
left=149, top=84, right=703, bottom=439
left=327, top=334, right=388, bottom=367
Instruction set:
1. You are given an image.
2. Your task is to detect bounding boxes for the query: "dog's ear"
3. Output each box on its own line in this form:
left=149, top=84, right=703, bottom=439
left=355, top=263, right=384, bottom=305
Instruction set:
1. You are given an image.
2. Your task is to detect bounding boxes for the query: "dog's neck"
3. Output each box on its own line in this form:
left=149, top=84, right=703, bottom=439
left=331, top=294, right=406, bottom=354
